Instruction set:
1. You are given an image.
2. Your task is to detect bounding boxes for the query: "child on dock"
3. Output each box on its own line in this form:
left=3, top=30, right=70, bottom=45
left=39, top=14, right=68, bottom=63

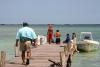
left=72, top=33, right=79, bottom=53
left=63, top=33, right=70, bottom=44
left=54, top=30, right=61, bottom=44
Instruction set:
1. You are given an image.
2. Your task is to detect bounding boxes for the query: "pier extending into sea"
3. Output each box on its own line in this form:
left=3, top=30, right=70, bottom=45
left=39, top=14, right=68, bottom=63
left=1, top=43, right=71, bottom=67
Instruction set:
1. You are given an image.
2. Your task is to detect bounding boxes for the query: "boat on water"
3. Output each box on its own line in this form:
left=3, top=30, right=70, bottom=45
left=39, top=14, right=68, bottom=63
left=77, top=32, right=99, bottom=52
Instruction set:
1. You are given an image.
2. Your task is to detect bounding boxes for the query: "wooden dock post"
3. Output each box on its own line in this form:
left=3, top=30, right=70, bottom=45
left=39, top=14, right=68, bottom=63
left=60, top=51, right=66, bottom=67
left=64, top=45, right=67, bottom=56
left=0, top=51, right=6, bottom=67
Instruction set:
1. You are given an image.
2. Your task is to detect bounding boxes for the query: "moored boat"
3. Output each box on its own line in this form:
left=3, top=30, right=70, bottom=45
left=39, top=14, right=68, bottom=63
left=77, top=32, right=99, bottom=52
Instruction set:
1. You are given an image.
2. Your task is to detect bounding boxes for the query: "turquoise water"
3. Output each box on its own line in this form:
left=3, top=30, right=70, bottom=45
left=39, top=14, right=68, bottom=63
left=0, top=24, right=100, bottom=67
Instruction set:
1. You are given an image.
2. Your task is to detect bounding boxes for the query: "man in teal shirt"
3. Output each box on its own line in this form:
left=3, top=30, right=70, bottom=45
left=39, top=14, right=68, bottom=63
left=16, top=22, right=37, bottom=65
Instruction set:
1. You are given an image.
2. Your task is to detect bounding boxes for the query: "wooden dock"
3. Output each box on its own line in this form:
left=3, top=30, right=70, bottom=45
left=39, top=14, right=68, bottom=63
left=5, top=44, right=67, bottom=67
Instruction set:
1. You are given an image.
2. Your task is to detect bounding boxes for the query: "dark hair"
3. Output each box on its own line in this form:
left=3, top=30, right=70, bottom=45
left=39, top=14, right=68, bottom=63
left=23, top=22, right=29, bottom=27
left=56, top=30, right=59, bottom=32
left=65, top=33, right=70, bottom=43
left=72, top=32, right=76, bottom=39
left=66, top=34, right=69, bottom=36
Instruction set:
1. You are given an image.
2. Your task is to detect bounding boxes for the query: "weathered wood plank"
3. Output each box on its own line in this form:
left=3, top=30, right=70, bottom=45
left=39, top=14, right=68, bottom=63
left=60, top=51, right=66, bottom=67
left=5, top=44, right=68, bottom=67
left=0, top=51, right=6, bottom=67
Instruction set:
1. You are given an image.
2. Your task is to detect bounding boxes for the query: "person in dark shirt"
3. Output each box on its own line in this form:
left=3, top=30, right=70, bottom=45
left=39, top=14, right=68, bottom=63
left=54, top=30, right=61, bottom=44
left=63, top=33, right=70, bottom=43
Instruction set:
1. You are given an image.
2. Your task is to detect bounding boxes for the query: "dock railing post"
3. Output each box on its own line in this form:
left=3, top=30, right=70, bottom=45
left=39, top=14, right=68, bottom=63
left=60, top=51, right=66, bottom=67
left=0, top=51, right=6, bottom=67
left=64, top=45, right=67, bottom=56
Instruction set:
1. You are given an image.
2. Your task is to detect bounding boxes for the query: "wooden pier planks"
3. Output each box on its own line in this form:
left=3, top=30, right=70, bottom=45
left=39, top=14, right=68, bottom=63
left=5, top=44, right=67, bottom=67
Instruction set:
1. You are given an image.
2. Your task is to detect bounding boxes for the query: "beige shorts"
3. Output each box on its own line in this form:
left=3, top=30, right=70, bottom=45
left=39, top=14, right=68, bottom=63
left=20, top=41, right=31, bottom=52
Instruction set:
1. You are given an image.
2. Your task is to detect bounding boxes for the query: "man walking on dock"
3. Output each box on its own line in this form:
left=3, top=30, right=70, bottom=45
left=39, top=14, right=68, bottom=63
left=15, top=22, right=37, bottom=65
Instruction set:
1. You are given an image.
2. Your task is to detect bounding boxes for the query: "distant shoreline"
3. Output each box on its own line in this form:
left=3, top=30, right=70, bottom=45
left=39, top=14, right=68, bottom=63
left=0, top=24, right=100, bottom=26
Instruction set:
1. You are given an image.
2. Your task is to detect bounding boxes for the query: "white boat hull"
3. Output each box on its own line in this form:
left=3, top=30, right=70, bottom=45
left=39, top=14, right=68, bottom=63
left=77, top=40, right=99, bottom=52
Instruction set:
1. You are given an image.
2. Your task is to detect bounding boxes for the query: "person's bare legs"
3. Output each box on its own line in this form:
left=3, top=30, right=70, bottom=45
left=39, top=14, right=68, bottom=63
left=74, top=44, right=79, bottom=53
left=22, top=51, right=25, bottom=64
left=24, top=41, right=32, bottom=65
left=26, top=49, right=31, bottom=65
left=27, top=49, right=31, bottom=59
left=49, top=39, right=51, bottom=44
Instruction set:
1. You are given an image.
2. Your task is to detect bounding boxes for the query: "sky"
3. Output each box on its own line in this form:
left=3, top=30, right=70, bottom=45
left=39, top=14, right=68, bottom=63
left=0, top=0, right=100, bottom=24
